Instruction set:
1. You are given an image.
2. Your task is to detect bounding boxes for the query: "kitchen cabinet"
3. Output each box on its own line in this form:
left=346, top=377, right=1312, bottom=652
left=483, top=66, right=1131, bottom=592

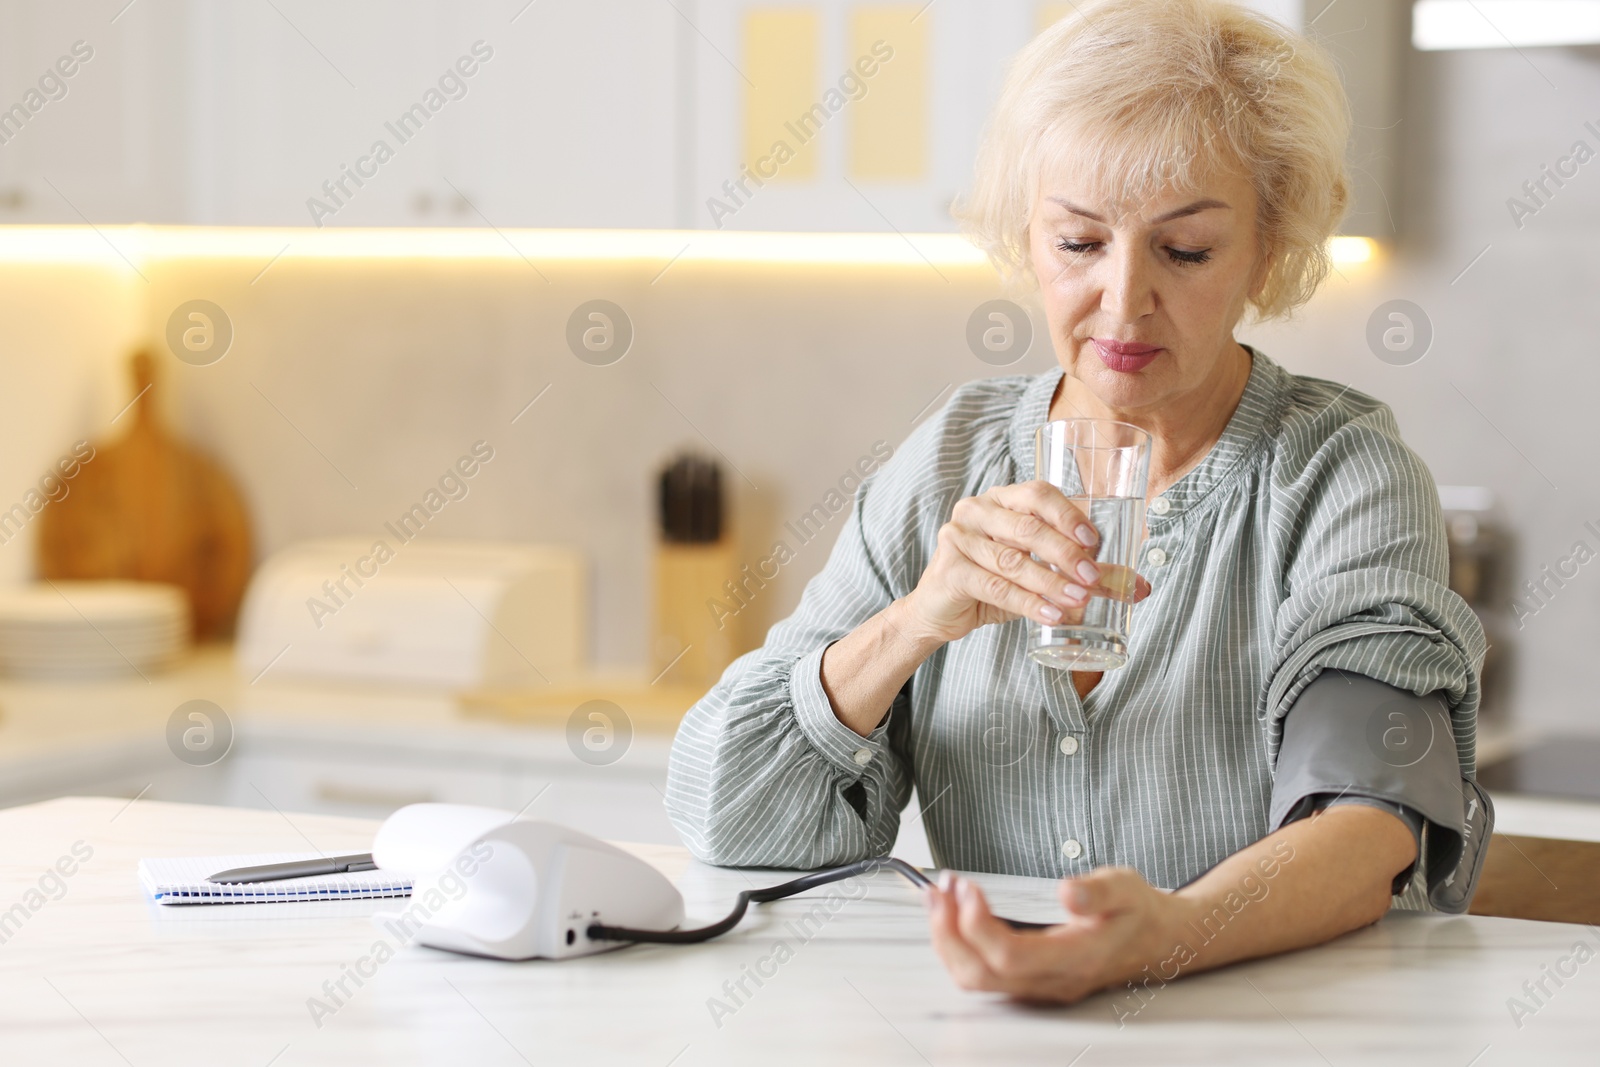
left=432, top=0, right=681, bottom=230
left=219, top=743, right=526, bottom=815
left=218, top=728, right=680, bottom=847
left=682, top=0, right=1030, bottom=234
left=0, top=718, right=684, bottom=845
left=0, top=735, right=227, bottom=810
left=0, top=1, right=1402, bottom=233
left=0, top=648, right=684, bottom=844
left=186, top=0, right=680, bottom=228
left=0, top=1, right=1062, bottom=232
left=0, top=2, right=189, bottom=224
left=0, top=0, right=681, bottom=228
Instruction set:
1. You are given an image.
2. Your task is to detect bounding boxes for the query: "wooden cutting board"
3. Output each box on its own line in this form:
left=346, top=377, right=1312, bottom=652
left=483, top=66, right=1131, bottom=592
left=37, top=350, right=252, bottom=640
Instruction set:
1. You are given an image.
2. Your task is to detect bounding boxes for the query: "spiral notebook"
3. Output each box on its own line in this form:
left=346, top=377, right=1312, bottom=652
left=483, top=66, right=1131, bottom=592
left=138, top=853, right=414, bottom=905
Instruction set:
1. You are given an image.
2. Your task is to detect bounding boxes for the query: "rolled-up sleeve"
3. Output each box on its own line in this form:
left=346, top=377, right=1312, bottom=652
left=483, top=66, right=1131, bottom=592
left=1262, top=407, right=1491, bottom=912
left=664, top=435, right=938, bottom=868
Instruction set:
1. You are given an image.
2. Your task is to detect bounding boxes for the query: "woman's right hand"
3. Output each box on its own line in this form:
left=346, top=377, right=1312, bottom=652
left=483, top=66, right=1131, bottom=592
left=898, top=480, right=1151, bottom=647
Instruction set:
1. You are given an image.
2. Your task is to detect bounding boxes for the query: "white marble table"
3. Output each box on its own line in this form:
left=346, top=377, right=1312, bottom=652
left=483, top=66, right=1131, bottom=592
left=0, top=797, right=1595, bottom=1066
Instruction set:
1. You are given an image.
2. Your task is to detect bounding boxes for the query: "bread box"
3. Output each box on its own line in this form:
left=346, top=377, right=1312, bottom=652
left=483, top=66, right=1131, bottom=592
left=236, top=540, right=584, bottom=688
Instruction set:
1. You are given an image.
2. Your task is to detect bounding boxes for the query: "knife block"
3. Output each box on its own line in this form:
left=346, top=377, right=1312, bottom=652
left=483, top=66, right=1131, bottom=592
left=653, top=536, right=742, bottom=691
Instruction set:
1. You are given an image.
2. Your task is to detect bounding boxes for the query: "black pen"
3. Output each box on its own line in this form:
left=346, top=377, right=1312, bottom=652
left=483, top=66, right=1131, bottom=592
left=207, top=853, right=378, bottom=884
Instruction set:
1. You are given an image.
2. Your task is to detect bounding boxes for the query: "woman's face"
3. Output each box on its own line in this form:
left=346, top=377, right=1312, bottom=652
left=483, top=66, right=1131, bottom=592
left=1027, top=156, right=1265, bottom=418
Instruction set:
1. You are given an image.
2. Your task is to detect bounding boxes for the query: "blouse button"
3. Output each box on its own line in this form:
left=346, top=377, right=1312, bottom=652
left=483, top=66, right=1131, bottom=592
left=1146, top=547, right=1169, bottom=567
left=1149, top=496, right=1171, bottom=516
left=852, top=748, right=873, bottom=766
left=1058, top=735, right=1079, bottom=756
left=1061, top=838, right=1083, bottom=860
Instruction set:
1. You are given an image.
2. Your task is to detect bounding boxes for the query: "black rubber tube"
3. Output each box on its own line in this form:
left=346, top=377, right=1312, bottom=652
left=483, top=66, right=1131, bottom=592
left=586, top=856, right=1052, bottom=945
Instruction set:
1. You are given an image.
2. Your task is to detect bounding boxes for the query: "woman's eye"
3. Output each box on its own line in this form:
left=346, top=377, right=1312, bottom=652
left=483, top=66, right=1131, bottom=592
left=1052, top=238, right=1212, bottom=265
left=1166, top=247, right=1213, bottom=265
left=1055, top=238, right=1099, bottom=254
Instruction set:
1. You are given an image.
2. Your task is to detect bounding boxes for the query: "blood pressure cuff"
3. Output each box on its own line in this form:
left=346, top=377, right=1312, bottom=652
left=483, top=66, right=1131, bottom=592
left=1269, top=669, right=1494, bottom=914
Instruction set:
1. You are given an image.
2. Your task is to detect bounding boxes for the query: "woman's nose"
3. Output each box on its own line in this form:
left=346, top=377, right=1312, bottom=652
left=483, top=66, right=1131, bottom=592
left=1098, top=242, right=1157, bottom=322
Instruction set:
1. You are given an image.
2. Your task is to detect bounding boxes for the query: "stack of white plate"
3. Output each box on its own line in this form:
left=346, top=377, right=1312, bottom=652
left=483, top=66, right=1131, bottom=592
left=0, top=581, right=190, bottom=680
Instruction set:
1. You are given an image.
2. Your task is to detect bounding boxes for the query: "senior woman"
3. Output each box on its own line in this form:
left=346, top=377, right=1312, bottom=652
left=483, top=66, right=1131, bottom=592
left=666, top=0, right=1491, bottom=1004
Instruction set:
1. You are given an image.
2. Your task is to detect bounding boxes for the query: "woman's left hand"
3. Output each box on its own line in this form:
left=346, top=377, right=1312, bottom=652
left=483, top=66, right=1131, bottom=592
left=923, top=866, right=1191, bottom=1004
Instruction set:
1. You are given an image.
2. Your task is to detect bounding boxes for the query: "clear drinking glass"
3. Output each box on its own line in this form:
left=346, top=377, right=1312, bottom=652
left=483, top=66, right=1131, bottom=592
left=1028, top=419, right=1152, bottom=671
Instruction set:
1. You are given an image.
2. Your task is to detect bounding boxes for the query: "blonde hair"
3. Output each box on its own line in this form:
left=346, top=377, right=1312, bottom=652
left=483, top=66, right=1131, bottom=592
left=955, top=0, right=1352, bottom=323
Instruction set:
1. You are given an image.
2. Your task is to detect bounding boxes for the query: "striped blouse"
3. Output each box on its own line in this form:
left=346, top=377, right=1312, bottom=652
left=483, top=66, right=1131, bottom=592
left=665, top=347, right=1489, bottom=912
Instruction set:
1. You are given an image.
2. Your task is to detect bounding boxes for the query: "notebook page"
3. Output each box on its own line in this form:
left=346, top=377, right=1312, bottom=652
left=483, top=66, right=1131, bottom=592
left=139, top=853, right=413, bottom=905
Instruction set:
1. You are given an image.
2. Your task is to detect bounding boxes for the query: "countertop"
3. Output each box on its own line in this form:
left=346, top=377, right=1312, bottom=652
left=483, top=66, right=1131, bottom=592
left=0, top=643, right=1538, bottom=768
left=1, top=797, right=1597, bottom=1066
left=0, top=645, right=682, bottom=764
left=2, top=648, right=1599, bottom=850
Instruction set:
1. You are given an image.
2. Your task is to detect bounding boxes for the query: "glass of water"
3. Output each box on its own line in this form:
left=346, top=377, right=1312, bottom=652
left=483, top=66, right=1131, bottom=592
left=1028, top=419, right=1152, bottom=671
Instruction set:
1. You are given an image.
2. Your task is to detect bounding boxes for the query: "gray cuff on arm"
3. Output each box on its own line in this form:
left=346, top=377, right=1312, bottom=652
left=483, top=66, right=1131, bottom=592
left=1270, top=669, right=1495, bottom=913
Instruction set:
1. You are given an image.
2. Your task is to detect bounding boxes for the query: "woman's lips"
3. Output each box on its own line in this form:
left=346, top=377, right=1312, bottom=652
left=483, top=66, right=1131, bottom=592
left=1091, top=338, right=1163, bottom=373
